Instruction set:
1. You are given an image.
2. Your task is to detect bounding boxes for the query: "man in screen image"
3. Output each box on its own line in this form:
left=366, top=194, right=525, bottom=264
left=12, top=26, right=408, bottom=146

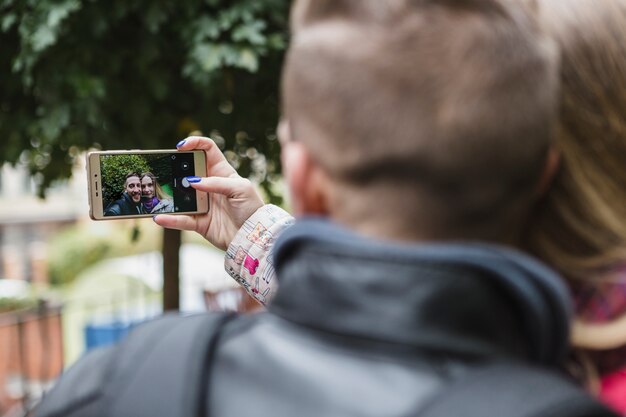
left=141, top=172, right=174, bottom=214
left=104, top=172, right=144, bottom=216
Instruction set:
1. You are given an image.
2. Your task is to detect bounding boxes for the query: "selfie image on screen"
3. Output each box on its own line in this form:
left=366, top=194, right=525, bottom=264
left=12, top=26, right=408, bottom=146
left=101, top=153, right=197, bottom=216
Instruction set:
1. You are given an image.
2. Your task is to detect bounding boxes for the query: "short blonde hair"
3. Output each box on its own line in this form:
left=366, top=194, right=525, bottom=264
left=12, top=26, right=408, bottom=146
left=283, top=0, right=559, bottom=240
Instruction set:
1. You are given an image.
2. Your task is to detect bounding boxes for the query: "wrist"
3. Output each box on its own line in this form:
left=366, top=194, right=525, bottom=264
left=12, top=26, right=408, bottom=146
left=224, top=205, right=293, bottom=305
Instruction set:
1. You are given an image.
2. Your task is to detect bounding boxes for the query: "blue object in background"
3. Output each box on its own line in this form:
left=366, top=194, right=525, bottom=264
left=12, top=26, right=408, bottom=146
left=85, top=321, right=136, bottom=349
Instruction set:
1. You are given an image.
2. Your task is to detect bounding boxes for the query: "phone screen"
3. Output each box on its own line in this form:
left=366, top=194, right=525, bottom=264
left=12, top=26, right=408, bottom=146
left=100, top=152, right=198, bottom=216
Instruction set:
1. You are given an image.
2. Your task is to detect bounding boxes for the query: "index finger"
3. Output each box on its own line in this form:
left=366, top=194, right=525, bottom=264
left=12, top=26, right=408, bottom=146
left=176, top=136, right=237, bottom=178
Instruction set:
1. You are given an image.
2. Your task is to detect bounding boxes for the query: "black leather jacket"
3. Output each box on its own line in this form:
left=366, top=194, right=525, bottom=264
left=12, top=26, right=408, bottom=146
left=38, top=220, right=577, bottom=417
left=211, top=220, right=573, bottom=417
left=104, top=192, right=143, bottom=216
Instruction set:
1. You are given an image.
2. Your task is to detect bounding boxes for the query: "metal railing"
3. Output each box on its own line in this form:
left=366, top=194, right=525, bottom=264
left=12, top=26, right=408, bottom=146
left=0, top=281, right=159, bottom=417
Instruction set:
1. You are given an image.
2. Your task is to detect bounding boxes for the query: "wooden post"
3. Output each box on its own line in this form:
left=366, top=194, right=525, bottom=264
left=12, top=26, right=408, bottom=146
left=162, top=228, right=181, bottom=311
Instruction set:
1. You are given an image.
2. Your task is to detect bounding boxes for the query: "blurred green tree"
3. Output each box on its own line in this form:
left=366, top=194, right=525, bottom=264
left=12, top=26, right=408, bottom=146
left=0, top=0, right=288, bottom=197
left=0, top=0, right=290, bottom=309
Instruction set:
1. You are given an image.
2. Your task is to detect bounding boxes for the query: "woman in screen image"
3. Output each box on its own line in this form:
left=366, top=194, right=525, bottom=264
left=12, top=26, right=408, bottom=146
left=140, top=172, right=174, bottom=214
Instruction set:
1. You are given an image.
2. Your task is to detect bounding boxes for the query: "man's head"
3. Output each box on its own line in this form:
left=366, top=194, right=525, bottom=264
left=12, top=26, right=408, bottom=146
left=124, top=172, right=141, bottom=203
left=280, top=0, right=559, bottom=244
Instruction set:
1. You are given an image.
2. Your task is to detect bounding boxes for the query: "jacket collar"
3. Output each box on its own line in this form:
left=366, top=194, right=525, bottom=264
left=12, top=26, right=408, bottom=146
left=270, top=218, right=571, bottom=366
left=122, top=192, right=142, bottom=212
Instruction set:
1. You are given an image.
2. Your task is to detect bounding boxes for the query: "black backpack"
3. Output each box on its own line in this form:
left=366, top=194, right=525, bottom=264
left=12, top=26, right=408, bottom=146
left=46, top=313, right=618, bottom=417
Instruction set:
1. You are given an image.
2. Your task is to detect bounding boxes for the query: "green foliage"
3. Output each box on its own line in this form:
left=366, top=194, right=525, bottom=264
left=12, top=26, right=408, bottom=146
left=0, top=297, right=37, bottom=313
left=0, top=0, right=289, bottom=204
left=48, top=220, right=163, bottom=286
left=48, top=230, right=112, bottom=286
left=143, top=153, right=175, bottom=189
left=100, top=154, right=150, bottom=203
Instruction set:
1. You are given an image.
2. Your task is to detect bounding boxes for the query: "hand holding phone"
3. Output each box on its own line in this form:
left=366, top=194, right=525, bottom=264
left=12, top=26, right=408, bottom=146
left=87, top=150, right=209, bottom=220
left=153, top=137, right=265, bottom=251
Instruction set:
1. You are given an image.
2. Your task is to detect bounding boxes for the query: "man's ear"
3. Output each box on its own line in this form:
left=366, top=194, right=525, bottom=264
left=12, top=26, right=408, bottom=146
left=537, top=146, right=561, bottom=196
left=281, top=141, right=331, bottom=216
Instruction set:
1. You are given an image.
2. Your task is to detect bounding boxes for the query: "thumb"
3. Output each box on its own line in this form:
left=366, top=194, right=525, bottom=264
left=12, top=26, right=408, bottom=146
left=153, top=214, right=198, bottom=232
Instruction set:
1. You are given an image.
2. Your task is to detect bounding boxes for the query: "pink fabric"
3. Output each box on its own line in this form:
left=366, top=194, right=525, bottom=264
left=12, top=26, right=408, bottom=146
left=243, top=255, right=260, bottom=275
left=224, top=205, right=294, bottom=305
left=600, top=368, right=626, bottom=414
left=574, top=268, right=626, bottom=323
left=573, top=270, right=626, bottom=375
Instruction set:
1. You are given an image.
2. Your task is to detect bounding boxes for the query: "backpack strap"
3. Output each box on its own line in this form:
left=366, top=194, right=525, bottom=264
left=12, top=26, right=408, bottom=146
left=103, top=312, right=236, bottom=417
left=418, top=361, right=617, bottom=417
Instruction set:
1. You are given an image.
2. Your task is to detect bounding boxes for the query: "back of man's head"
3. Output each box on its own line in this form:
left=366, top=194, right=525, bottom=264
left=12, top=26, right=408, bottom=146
left=282, top=0, right=559, bottom=243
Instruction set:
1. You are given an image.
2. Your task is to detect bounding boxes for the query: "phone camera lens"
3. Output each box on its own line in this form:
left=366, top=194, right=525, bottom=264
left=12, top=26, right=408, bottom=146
left=181, top=162, right=190, bottom=171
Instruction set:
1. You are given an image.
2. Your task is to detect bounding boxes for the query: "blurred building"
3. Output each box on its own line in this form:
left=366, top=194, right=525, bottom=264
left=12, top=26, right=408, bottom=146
left=0, top=160, right=87, bottom=284
left=0, top=161, right=85, bottom=415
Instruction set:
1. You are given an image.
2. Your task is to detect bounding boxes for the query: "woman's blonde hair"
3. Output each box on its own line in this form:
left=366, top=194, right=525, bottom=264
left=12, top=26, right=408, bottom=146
left=141, top=172, right=172, bottom=201
left=527, top=0, right=626, bottom=283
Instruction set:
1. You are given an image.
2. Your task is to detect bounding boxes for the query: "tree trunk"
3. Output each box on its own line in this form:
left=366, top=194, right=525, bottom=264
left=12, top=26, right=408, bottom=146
left=162, top=228, right=181, bottom=311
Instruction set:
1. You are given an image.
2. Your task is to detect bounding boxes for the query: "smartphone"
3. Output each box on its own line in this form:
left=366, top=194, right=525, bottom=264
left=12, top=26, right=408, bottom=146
left=87, top=150, right=209, bottom=220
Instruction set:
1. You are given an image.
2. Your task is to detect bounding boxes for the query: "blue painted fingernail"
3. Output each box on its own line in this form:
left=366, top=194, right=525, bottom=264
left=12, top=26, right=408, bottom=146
left=152, top=216, right=158, bottom=222
left=185, top=176, right=201, bottom=183
left=176, top=139, right=186, bottom=148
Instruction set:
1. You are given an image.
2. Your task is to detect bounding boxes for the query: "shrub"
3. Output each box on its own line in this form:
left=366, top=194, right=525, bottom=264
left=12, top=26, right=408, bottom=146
left=0, top=297, right=37, bottom=313
left=48, top=230, right=112, bottom=286
left=100, top=155, right=151, bottom=204
left=47, top=221, right=162, bottom=287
